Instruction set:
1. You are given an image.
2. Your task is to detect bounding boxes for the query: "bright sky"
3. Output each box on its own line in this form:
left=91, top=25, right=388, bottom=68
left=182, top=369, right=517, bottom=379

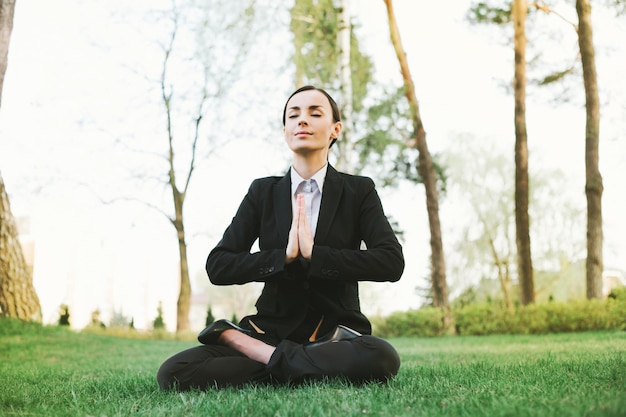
left=1, top=0, right=624, bottom=330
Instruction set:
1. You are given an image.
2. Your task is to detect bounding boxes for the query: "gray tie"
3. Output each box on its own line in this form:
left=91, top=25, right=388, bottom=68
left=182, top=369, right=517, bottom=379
left=299, top=179, right=317, bottom=195
left=302, top=179, right=313, bottom=193
left=298, top=179, right=317, bottom=234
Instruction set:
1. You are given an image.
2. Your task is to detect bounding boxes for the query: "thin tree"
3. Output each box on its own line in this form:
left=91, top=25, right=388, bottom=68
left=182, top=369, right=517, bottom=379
left=382, top=0, right=453, bottom=333
left=576, top=0, right=603, bottom=299
left=0, top=0, right=42, bottom=321
left=126, top=1, right=261, bottom=332
left=512, top=0, right=535, bottom=305
left=336, top=0, right=354, bottom=173
left=290, top=0, right=373, bottom=171
left=160, top=22, right=193, bottom=332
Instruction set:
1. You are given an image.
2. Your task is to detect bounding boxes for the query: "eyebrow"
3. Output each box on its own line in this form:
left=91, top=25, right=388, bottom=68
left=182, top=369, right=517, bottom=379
left=287, top=105, right=324, bottom=112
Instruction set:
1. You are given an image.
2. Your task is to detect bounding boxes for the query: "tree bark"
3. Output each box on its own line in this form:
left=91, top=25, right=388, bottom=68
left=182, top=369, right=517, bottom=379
left=383, top=0, right=453, bottom=333
left=0, top=175, right=42, bottom=321
left=0, top=0, right=42, bottom=321
left=0, top=0, right=16, bottom=105
left=576, top=0, right=603, bottom=299
left=173, top=199, right=191, bottom=332
left=512, top=0, right=535, bottom=305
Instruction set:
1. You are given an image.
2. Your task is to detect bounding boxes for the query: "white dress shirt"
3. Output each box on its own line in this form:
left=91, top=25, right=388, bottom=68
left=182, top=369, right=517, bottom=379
left=290, top=164, right=327, bottom=237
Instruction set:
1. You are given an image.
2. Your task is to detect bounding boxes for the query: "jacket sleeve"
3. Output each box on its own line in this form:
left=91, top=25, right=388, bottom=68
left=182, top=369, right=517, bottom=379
left=206, top=179, right=287, bottom=285
left=308, top=178, right=404, bottom=283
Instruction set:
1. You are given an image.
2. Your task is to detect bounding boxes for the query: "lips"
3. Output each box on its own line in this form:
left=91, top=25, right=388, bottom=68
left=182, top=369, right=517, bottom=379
left=295, top=131, right=312, bottom=136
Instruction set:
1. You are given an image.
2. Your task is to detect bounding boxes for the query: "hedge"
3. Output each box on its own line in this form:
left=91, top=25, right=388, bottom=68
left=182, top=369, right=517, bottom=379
left=373, top=288, right=626, bottom=338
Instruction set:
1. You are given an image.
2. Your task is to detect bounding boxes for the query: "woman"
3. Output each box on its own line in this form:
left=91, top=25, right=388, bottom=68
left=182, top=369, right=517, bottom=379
left=157, top=85, right=404, bottom=390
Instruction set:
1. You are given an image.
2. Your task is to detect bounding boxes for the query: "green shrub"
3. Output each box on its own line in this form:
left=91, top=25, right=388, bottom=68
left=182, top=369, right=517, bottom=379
left=454, top=303, right=510, bottom=335
left=541, top=299, right=609, bottom=333
left=504, top=303, right=548, bottom=334
left=609, top=286, right=626, bottom=300
left=379, top=296, right=626, bottom=337
left=606, top=296, right=626, bottom=330
left=375, top=307, right=445, bottom=337
left=153, top=301, right=165, bottom=330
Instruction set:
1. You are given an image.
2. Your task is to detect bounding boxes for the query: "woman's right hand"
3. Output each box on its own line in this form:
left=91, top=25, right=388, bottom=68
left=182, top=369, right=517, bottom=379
left=285, top=195, right=301, bottom=264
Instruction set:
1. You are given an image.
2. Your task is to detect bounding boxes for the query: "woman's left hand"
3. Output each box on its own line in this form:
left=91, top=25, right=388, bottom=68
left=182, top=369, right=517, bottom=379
left=296, top=193, right=314, bottom=260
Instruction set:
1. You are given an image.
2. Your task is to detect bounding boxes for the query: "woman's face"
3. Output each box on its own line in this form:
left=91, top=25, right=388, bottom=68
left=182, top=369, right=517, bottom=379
left=283, top=90, right=342, bottom=156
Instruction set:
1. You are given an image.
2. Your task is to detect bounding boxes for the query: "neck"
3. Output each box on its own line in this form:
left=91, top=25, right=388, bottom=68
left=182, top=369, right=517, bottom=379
left=292, top=153, right=327, bottom=179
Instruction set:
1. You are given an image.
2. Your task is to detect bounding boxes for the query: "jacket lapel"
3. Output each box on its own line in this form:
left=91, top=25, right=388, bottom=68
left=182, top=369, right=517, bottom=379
left=274, top=169, right=292, bottom=244
left=315, top=165, right=343, bottom=243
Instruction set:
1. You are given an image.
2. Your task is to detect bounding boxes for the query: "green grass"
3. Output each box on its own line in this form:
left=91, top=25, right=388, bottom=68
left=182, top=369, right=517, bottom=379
left=1, top=319, right=625, bottom=417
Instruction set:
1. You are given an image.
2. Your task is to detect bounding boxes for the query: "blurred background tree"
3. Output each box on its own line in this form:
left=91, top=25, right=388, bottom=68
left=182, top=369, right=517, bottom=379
left=0, top=0, right=41, bottom=322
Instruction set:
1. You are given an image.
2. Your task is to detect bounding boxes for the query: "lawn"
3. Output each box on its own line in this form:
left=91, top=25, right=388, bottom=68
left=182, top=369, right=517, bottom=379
left=1, top=319, right=624, bottom=417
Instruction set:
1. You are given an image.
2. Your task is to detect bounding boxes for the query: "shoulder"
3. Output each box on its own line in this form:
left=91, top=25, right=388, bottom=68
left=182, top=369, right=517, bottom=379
left=328, top=166, right=376, bottom=191
left=250, top=175, right=284, bottom=187
left=245, top=174, right=288, bottom=196
left=337, top=171, right=375, bottom=185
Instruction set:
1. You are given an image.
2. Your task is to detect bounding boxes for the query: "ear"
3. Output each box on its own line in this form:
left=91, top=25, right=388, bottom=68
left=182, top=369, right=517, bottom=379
left=331, top=121, right=343, bottom=140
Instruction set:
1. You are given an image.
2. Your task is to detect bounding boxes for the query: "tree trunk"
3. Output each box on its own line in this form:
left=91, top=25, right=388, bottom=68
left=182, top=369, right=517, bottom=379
left=336, top=0, right=354, bottom=173
left=0, top=0, right=16, bottom=105
left=174, top=209, right=191, bottom=332
left=383, top=0, right=453, bottom=334
left=0, top=175, right=42, bottom=321
left=512, top=0, right=535, bottom=305
left=576, top=0, right=603, bottom=299
left=167, top=135, right=191, bottom=333
left=0, top=0, right=42, bottom=321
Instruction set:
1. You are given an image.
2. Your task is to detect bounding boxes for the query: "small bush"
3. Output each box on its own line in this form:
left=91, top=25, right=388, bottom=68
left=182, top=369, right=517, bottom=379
left=205, top=306, right=215, bottom=327
left=58, top=304, right=70, bottom=326
left=153, top=301, right=165, bottom=330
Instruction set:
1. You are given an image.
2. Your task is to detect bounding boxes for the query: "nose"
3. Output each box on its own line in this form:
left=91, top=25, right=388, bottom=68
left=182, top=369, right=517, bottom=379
left=298, top=115, right=308, bottom=125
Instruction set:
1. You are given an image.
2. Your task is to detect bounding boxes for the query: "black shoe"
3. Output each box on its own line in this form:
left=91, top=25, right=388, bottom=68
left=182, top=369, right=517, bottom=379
left=307, top=325, right=362, bottom=347
left=197, top=319, right=251, bottom=345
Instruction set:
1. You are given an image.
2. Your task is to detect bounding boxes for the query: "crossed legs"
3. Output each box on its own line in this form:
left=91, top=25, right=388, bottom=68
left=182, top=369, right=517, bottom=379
left=157, top=330, right=400, bottom=391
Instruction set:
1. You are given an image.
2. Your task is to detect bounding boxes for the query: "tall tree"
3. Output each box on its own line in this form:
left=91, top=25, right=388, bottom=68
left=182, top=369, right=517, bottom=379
left=336, top=0, right=354, bottom=172
left=576, top=0, right=603, bottom=299
left=0, top=0, right=14, bottom=106
left=382, top=0, right=452, bottom=332
left=0, top=176, right=42, bottom=321
left=159, top=20, right=193, bottom=332
left=290, top=0, right=373, bottom=171
left=512, top=0, right=535, bottom=305
left=123, top=0, right=262, bottom=332
left=0, top=0, right=42, bottom=321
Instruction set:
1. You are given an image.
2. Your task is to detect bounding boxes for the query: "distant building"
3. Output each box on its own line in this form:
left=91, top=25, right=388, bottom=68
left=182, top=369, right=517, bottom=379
left=603, top=269, right=626, bottom=298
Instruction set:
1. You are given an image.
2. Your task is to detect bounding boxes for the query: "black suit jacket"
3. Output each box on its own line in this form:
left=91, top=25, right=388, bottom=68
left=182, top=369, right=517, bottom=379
left=206, top=165, right=404, bottom=343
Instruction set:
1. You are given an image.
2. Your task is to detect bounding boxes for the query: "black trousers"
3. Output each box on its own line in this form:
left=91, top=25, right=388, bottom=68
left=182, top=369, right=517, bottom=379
left=157, top=336, right=400, bottom=391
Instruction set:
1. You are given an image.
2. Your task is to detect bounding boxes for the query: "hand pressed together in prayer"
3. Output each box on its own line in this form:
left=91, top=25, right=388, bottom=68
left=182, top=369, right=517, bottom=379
left=285, top=193, right=314, bottom=263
